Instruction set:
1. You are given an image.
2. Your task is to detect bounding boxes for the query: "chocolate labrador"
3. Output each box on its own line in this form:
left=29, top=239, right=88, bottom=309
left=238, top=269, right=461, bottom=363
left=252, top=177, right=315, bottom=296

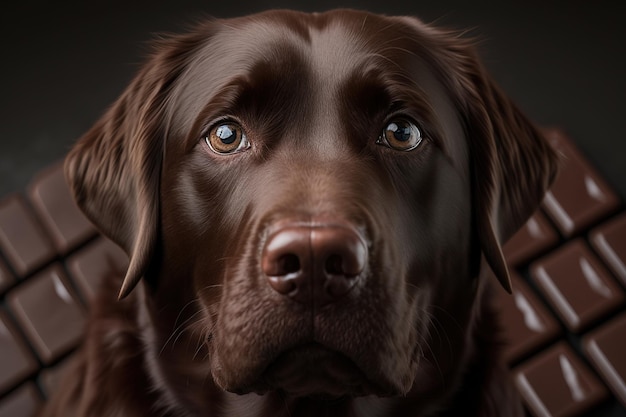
left=40, top=9, right=557, bottom=417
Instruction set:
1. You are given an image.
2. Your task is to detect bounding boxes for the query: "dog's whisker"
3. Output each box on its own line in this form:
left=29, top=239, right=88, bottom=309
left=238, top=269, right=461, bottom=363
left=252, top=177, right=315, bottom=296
left=427, top=313, right=455, bottom=366
left=197, top=284, right=224, bottom=293
left=420, top=331, right=446, bottom=386
left=159, top=308, right=205, bottom=356
left=193, top=334, right=207, bottom=360
left=279, top=390, right=293, bottom=417
left=171, top=298, right=200, bottom=335
left=173, top=312, right=208, bottom=349
left=430, top=305, right=466, bottom=336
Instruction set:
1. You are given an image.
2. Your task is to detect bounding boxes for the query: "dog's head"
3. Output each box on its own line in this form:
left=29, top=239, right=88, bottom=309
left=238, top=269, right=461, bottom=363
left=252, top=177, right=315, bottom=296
left=66, top=9, right=556, bottom=407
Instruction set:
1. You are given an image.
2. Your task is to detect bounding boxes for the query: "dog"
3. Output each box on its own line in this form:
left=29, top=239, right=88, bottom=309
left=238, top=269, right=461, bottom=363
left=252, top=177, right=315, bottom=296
left=39, top=9, right=557, bottom=417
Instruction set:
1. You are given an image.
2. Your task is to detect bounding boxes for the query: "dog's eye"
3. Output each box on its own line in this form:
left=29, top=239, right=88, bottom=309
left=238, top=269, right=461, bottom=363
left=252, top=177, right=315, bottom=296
left=205, top=122, right=250, bottom=155
left=377, top=120, right=422, bottom=151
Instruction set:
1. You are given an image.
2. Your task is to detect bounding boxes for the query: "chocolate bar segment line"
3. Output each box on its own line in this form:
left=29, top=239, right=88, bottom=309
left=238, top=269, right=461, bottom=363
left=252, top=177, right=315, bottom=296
left=0, top=312, right=38, bottom=395
left=66, top=237, right=129, bottom=302
left=586, top=340, right=626, bottom=402
left=0, top=383, right=42, bottom=417
left=590, top=214, right=626, bottom=286
left=7, top=265, right=86, bottom=364
left=513, top=342, right=608, bottom=417
left=0, top=259, right=13, bottom=294
left=533, top=265, right=580, bottom=328
left=541, top=129, right=620, bottom=237
left=515, top=374, right=550, bottom=417
left=0, top=195, right=56, bottom=277
left=543, top=190, right=574, bottom=235
left=28, top=162, right=96, bottom=254
left=583, top=313, right=626, bottom=407
left=492, top=272, right=560, bottom=364
left=593, top=234, right=626, bottom=280
left=503, top=211, right=559, bottom=266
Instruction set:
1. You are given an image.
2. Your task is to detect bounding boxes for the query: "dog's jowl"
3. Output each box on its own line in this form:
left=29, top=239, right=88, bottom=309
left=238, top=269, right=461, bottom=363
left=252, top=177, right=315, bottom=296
left=40, top=9, right=557, bottom=417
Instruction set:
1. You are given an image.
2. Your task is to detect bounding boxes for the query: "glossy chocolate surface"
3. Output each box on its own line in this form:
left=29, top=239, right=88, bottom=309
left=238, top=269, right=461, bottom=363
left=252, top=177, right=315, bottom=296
left=542, top=130, right=620, bottom=237
left=67, top=237, right=128, bottom=302
left=0, top=196, right=55, bottom=277
left=514, top=342, right=608, bottom=417
left=7, top=265, right=85, bottom=364
left=503, top=211, right=559, bottom=266
left=0, top=312, right=37, bottom=395
left=590, top=213, right=626, bottom=286
left=494, top=271, right=561, bottom=364
left=583, top=313, right=626, bottom=407
left=28, top=162, right=96, bottom=254
left=530, top=239, right=624, bottom=332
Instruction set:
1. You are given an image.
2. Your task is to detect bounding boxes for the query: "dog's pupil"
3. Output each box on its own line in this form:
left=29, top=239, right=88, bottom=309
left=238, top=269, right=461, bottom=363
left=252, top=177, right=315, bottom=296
left=216, top=125, right=237, bottom=144
left=392, top=124, right=411, bottom=142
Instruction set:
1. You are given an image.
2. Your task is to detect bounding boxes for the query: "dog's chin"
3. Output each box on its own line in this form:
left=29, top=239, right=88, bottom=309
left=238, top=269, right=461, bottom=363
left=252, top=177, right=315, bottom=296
left=223, top=343, right=401, bottom=399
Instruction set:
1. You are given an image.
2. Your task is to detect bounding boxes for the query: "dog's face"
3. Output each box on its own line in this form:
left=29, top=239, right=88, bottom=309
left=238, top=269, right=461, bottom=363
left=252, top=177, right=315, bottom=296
left=159, top=11, right=478, bottom=398
left=66, top=9, right=556, bottom=409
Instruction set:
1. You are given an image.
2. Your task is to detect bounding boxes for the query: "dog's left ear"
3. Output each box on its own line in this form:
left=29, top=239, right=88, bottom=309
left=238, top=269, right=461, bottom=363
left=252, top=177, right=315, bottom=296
left=65, top=26, right=216, bottom=299
left=412, top=24, right=559, bottom=292
left=445, top=37, right=559, bottom=292
left=64, top=60, right=167, bottom=300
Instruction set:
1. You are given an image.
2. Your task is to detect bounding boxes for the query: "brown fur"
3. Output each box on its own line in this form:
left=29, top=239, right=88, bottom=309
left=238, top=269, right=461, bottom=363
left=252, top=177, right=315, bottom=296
left=40, top=9, right=557, bottom=417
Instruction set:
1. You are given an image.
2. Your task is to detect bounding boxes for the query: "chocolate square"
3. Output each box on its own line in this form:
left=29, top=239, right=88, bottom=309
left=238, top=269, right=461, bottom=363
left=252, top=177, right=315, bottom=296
left=0, top=312, right=38, bottom=395
left=530, top=239, right=624, bottom=332
left=541, top=129, right=619, bottom=237
left=513, top=342, right=608, bottom=417
left=0, top=383, right=42, bottom=417
left=583, top=312, right=626, bottom=407
left=28, top=162, right=96, bottom=254
left=503, top=210, right=559, bottom=266
left=0, top=196, right=55, bottom=277
left=7, top=264, right=85, bottom=364
left=492, top=271, right=561, bottom=364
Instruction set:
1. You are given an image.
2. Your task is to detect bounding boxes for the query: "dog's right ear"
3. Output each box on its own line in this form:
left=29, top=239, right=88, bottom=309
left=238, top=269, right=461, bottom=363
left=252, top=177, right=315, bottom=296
left=425, top=31, right=559, bottom=293
left=400, top=17, right=558, bottom=293
left=65, top=25, right=215, bottom=299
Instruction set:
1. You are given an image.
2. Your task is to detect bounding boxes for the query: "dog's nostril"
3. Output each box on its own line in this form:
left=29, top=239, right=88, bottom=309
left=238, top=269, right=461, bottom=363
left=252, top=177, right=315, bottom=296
left=325, top=254, right=344, bottom=275
left=278, top=254, right=300, bottom=275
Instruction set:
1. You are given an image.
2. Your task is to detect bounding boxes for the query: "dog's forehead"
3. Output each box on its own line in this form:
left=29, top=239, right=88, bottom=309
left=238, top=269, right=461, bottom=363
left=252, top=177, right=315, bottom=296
left=168, top=11, right=468, bottom=176
left=169, top=13, right=370, bottom=127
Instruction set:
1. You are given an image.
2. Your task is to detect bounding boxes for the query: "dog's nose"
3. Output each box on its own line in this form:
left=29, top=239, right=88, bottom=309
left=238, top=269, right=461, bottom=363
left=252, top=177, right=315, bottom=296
left=261, top=222, right=367, bottom=306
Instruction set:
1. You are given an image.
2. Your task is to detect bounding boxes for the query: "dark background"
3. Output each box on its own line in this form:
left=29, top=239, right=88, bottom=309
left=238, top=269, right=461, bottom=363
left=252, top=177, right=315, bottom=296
left=1, top=0, right=625, bottom=199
